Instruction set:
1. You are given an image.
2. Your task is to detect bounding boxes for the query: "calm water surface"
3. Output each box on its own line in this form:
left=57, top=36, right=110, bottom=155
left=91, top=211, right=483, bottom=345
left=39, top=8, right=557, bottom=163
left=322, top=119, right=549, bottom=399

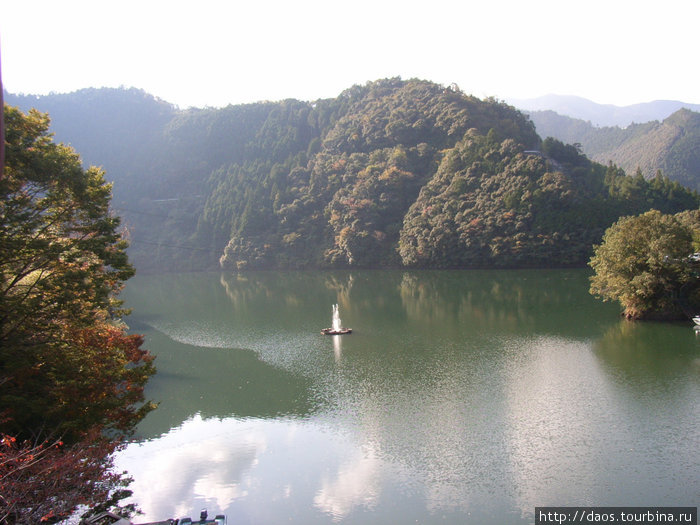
left=116, top=270, right=700, bottom=524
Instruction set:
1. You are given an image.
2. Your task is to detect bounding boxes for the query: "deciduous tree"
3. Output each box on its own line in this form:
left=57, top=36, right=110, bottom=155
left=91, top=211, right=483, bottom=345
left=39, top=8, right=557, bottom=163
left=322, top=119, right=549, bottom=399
left=589, top=209, right=699, bottom=319
left=0, top=105, right=155, bottom=523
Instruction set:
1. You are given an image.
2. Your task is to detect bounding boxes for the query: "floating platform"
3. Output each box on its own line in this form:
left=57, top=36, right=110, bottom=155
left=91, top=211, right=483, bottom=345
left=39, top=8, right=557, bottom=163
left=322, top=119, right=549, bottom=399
left=321, top=327, right=352, bottom=335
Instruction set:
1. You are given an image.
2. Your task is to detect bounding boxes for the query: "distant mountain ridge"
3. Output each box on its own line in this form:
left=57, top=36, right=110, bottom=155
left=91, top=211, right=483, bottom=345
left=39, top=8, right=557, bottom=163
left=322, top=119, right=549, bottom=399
left=4, top=81, right=698, bottom=272
left=508, top=94, right=700, bottom=128
left=524, top=106, right=700, bottom=191
left=4, top=87, right=177, bottom=172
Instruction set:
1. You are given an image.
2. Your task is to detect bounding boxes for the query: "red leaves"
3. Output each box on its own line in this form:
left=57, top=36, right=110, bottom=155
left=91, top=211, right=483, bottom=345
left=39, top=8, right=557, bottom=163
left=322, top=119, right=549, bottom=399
left=0, top=429, right=125, bottom=524
left=50, top=323, right=156, bottom=438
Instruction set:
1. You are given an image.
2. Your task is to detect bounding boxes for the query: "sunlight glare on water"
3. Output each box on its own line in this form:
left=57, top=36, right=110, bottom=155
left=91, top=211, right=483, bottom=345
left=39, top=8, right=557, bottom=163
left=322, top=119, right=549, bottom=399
left=117, top=270, right=700, bottom=524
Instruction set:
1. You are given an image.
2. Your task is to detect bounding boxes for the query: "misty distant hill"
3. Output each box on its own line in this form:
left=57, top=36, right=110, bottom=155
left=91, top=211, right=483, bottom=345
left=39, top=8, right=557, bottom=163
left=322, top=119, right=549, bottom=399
left=4, top=87, right=176, bottom=174
left=525, top=107, right=700, bottom=191
left=508, top=94, right=700, bottom=128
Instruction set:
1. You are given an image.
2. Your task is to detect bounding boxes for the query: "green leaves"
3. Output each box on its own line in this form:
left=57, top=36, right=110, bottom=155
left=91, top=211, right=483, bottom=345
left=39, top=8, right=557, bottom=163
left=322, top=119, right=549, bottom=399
left=215, top=80, right=545, bottom=270
left=0, top=104, right=155, bottom=524
left=589, top=210, right=698, bottom=319
left=1, top=105, right=153, bottom=442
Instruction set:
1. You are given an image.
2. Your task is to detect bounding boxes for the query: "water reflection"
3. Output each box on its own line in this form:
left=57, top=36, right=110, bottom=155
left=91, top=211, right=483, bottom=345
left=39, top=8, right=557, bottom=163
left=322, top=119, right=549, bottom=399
left=594, top=320, right=700, bottom=381
left=120, top=415, right=262, bottom=519
left=503, top=336, right=613, bottom=516
left=313, top=443, right=381, bottom=521
left=123, top=324, right=315, bottom=438
left=118, top=414, right=402, bottom=524
left=332, top=335, right=342, bottom=362
left=119, top=270, right=700, bottom=523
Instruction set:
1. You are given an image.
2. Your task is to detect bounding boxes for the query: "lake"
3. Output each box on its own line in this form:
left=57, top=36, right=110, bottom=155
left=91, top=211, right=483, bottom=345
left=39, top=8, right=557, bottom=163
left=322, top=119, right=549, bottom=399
left=115, top=270, right=700, bottom=524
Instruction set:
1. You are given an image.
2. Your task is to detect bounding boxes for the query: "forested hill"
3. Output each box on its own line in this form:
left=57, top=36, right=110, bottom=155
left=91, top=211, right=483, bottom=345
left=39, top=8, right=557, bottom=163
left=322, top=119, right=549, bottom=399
left=528, top=108, right=700, bottom=191
left=5, top=79, right=699, bottom=271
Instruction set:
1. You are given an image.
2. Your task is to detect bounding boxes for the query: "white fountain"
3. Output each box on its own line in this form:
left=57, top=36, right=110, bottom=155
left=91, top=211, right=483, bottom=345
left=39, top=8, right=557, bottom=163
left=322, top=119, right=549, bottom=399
left=332, top=304, right=341, bottom=332
left=321, top=303, right=352, bottom=335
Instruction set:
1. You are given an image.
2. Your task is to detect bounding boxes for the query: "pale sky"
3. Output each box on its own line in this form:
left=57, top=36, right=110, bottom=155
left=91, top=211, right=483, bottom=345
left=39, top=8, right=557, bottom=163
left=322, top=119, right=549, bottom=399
left=2, top=0, right=699, bottom=108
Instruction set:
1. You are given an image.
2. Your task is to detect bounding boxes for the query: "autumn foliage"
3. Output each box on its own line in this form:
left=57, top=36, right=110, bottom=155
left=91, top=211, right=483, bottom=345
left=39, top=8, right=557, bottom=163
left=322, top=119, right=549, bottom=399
left=0, top=429, right=135, bottom=523
left=0, top=105, right=155, bottom=522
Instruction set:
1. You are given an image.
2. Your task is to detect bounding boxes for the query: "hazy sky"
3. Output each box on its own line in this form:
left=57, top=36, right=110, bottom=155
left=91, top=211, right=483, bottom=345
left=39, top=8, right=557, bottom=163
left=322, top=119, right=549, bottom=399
left=2, top=0, right=698, bottom=108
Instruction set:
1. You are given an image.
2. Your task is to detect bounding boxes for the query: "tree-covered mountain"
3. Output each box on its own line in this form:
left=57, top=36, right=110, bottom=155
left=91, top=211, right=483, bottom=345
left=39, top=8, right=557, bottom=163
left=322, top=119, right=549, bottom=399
left=213, top=80, right=543, bottom=270
left=528, top=108, right=700, bottom=191
left=5, top=80, right=699, bottom=272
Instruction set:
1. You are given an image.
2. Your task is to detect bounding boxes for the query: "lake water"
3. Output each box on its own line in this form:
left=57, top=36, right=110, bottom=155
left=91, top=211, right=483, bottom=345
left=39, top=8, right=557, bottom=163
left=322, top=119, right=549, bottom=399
left=116, top=270, right=700, bottom=524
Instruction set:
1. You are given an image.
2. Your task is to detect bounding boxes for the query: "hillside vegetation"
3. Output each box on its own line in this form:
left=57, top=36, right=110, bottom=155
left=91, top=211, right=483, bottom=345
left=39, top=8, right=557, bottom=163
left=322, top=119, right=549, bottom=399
left=529, top=108, right=700, bottom=191
left=6, top=79, right=699, bottom=271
